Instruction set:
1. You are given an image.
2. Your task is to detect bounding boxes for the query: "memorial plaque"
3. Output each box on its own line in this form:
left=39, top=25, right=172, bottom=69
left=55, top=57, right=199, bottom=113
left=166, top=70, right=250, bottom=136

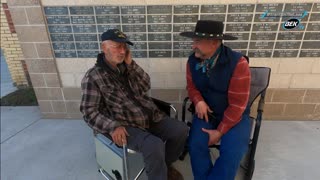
left=148, top=24, right=171, bottom=32
left=52, top=42, right=75, bottom=50
left=149, top=51, right=172, bottom=58
left=54, top=51, right=77, bottom=58
left=248, top=50, right=272, bottom=57
left=173, top=42, right=192, bottom=49
left=71, top=16, right=95, bottom=24
left=279, top=23, right=306, bottom=31
left=173, top=33, right=192, bottom=41
left=201, top=5, right=226, bottom=13
left=76, top=42, right=99, bottom=50
left=48, top=25, right=72, bottom=33
left=224, top=42, right=249, bottom=49
left=256, top=3, right=283, bottom=12
left=78, top=50, right=99, bottom=58
left=173, top=24, right=195, bottom=32
left=126, top=33, right=147, bottom=41
left=123, top=25, right=146, bottom=32
left=228, top=4, right=255, bottom=13
left=69, top=6, right=94, bottom=15
left=252, top=23, right=278, bottom=31
left=46, top=16, right=70, bottom=24
left=147, top=15, right=172, bottom=23
left=148, top=34, right=171, bottom=41
left=307, top=23, right=320, bottom=31
left=235, top=50, right=248, bottom=55
left=200, top=14, right=226, bottom=22
left=299, top=50, right=320, bottom=57
left=226, top=23, right=251, bottom=32
left=227, top=14, right=253, bottom=22
left=98, top=25, right=121, bottom=33
left=96, top=15, right=120, bottom=24
left=121, top=6, right=145, bottom=14
left=273, top=50, right=298, bottom=57
left=173, top=50, right=193, bottom=57
left=130, top=42, right=147, bottom=50
left=310, top=13, right=320, bottom=21
left=224, top=33, right=249, bottom=40
left=277, top=32, right=303, bottom=40
left=74, top=34, right=97, bottom=41
left=174, top=5, right=199, bottom=14
left=122, top=15, right=146, bottom=24
left=50, top=34, right=74, bottom=42
left=254, top=14, right=281, bottom=22
left=281, top=14, right=309, bottom=22
left=275, top=41, right=301, bottom=49
left=312, top=3, right=320, bottom=12
left=304, top=32, right=320, bottom=40
left=147, top=5, right=172, bottom=14
left=251, top=32, right=276, bottom=40
left=301, top=41, right=320, bottom=49
left=249, top=42, right=274, bottom=49
left=174, top=15, right=198, bottom=23
left=95, top=6, right=119, bottom=15
left=149, top=42, right=171, bottom=49
left=73, top=25, right=96, bottom=33
left=284, top=3, right=312, bottom=12
left=131, top=51, right=147, bottom=58
left=44, top=7, right=68, bottom=15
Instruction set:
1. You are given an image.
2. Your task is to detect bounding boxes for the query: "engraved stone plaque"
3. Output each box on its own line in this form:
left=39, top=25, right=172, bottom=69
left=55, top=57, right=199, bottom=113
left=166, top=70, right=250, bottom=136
left=122, top=15, right=146, bottom=24
left=301, top=41, right=320, bottom=49
left=121, top=6, right=145, bottom=14
left=304, top=32, right=320, bottom=40
left=52, top=42, right=75, bottom=50
left=224, top=33, right=250, bottom=40
left=148, top=42, right=172, bottom=49
left=48, top=25, right=72, bottom=33
left=174, top=15, right=198, bottom=23
left=148, top=24, right=171, bottom=32
left=281, top=14, right=309, bottom=22
left=46, top=16, right=70, bottom=24
left=251, top=32, right=276, bottom=40
left=173, top=42, right=192, bottom=49
left=248, top=50, right=272, bottom=57
left=277, top=32, right=303, bottom=40
left=44, top=7, right=68, bottom=15
left=126, top=33, right=147, bottom=41
left=173, top=50, right=193, bottom=57
left=225, top=23, right=251, bottom=32
left=73, top=25, right=96, bottom=33
left=76, top=42, right=99, bottom=50
left=307, top=23, right=320, bottom=31
left=123, top=25, right=147, bottom=32
left=74, top=34, right=97, bottom=41
left=312, top=3, right=320, bottom=12
left=227, top=14, right=253, bottom=22
left=173, top=34, right=192, bottom=41
left=54, top=51, right=77, bottom=58
left=78, top=50, right=99, bottom=58
left=130, top=42, right=147, bottom=50
left=147, top=5, right=172, bottom=14
left=147, top=15, right=172, bottom=23
left=310, top=13, right=320, bottom=21
left=201, top=5, right=226, bottom=13
left=200, top=14, right=226, bottom=22
left=95, top=6, right=119, bottom=15
left=98, top=25, right=121, bottom=33
left=275, top=41, right=301, bottom=49
left=71, top=16, right=95, bottom=24
left=252, top=23, right=278, bottom=31
left=173, top=24, right=195, bottom=32
left=148, top=34, right=171, bottom=41
left=235, top=50, right=248, bottom=55
left=249, top=42, right=274, bottom=49
left=284, top=3, right=312, bottom=12
left=174, top=5, right=199, bottom=14
left=254, top=14, right=281, bottom=22
left=300, top=50, right=320, bottom=57
left=228, top=4, right=255, bottom=13
left=96, top=15, right=120, bottom=24
left=273, top=50, right=298, bottom=57
left=149, top=51, right=172, bottom=57
left=50, top=34, right=74, bottom=41
left=256, top=3, right=283, bottom=12
left=279, top=23, right=306, bottom=31
left=131, top=51, right=147, bottom=58
left=224, top=42, right=249, bottom=49
left=69, top=6, right=94, bottom=15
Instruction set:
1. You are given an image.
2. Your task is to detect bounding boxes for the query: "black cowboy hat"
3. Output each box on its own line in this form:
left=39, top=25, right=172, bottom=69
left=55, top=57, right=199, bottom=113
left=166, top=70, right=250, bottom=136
left=179, top=20, right=237, bottom=40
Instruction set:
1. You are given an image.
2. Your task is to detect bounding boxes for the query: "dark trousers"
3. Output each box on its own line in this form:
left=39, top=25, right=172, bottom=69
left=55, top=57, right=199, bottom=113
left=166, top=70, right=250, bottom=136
left=125, top=117, right=188, bottom=180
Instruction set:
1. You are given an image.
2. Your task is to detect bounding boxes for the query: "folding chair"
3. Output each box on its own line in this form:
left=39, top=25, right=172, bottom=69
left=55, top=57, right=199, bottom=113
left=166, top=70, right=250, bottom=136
left=179, top=67, right=271, bottom=180
left=94, top=98, right=178, bottom=180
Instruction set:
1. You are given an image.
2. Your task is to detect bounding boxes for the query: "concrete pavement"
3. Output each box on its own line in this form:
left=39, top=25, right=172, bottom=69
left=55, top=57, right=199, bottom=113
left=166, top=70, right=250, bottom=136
left=1, top=106, right=320, bottom=180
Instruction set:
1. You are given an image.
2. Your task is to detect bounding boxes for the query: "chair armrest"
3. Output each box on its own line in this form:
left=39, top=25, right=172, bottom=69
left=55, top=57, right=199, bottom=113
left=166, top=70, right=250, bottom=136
left=152, top=98, right=178, bottom=119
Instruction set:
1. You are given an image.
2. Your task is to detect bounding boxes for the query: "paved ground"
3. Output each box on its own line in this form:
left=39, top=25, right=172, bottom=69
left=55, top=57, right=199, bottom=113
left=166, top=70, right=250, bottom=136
left=1, top=106, right=320, bottom=180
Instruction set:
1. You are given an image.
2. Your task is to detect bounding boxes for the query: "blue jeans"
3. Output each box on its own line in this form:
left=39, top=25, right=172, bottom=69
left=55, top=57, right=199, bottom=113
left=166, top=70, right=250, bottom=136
left=188, top=115, right=251, bottom=180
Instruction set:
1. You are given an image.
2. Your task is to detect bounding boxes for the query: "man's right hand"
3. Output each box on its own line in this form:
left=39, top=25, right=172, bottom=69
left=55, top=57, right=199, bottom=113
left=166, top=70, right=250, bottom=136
left=195, top=101, right=213, bottom=123
left=110, top=126, right=129, bottom=146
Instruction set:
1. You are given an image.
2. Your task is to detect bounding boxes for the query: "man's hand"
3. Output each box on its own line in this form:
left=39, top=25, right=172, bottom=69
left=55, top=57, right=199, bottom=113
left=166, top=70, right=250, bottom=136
left=124, top=48, right=132, bottom=65
left=110, top=126, right=129, bottom=146
left=195, top=101, right=213, bottom=122
left=201, top=128, right=223, bottom=146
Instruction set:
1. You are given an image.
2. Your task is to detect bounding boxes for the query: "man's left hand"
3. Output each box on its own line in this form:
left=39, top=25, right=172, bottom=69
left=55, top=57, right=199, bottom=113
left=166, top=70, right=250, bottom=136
left=124, top=48, right=132, bottom=65
left=201, top=128, right=223, bottom=146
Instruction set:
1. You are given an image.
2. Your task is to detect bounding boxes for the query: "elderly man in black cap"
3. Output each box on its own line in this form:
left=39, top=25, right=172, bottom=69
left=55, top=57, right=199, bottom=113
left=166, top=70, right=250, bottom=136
left=80, top=29, right=188, bottom=180
left=181, top=20, right=251, bottom=180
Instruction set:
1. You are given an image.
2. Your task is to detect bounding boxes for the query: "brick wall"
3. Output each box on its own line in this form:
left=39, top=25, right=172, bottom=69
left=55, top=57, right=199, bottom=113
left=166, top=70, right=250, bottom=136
left=1, top=2, right=29, bottom=86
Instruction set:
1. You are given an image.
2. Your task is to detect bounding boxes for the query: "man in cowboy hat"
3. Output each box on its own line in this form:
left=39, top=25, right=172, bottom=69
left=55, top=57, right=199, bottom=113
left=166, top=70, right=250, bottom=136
left=80, top=29, right=188, bottom=180
left=180, top=20, right=251, bottom=180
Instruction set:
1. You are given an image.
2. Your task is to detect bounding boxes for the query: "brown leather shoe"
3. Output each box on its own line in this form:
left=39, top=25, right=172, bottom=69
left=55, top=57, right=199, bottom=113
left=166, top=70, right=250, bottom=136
left=167, top=166, right=184, bottom=180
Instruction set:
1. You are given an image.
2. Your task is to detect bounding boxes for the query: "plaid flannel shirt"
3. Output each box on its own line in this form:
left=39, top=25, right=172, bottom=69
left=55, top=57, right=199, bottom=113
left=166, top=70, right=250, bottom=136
left=80, top=54, right=165, bottom=134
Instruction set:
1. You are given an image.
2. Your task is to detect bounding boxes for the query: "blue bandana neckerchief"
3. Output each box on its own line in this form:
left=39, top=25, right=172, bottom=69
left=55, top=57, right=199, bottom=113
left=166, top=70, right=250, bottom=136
left=195, top=46, right=221, bottom=76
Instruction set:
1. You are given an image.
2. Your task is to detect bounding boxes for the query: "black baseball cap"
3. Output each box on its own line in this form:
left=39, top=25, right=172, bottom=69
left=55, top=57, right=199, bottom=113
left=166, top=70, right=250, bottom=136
left=101, top=29, right=133, bottom=46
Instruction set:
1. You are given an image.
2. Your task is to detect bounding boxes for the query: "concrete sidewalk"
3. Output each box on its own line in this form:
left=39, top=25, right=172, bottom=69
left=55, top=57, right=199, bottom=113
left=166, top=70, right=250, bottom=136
left=1, top=106, right=320, bottom=180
